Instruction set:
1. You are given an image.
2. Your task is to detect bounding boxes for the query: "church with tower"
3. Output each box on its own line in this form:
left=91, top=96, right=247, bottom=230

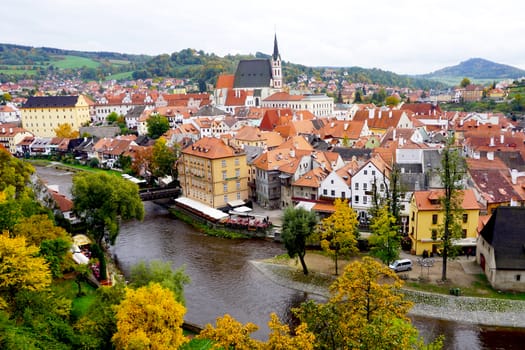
left=213, top=35, right=284, bottom=111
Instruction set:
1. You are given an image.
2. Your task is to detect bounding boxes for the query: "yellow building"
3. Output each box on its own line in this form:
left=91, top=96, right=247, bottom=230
left=21, top=95, right=91, bottom=137
left=408, top=189, right=480, bottom=255
left=178, top=137, right=248, bottom=208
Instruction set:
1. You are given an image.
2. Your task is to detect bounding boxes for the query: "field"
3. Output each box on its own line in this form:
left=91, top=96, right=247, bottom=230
left=51, top=55, right=101, bottom=69
left=105, top=71, right=134, bottom=81
left=428, top=76, right=497, bottom=86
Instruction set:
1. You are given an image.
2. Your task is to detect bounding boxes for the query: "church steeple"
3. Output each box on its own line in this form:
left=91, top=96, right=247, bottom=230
left=271, top=33, right=282, bottom=90
left=272, top=33, right=280, bottom=61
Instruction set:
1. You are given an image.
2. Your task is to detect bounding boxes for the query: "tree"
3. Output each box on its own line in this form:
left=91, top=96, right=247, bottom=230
left=385, top=95, right=400, bottom=107
left=106, top=111, right=120, bottom=124
left=197, top=313, right=315, bottom=350
left=112, top=283, right=188, bottom=350
left=12, top=214, right=70, bottom=247
left=353, top=90, right=363, bottom=103
left=438, top=138, right=465, bottom=281
left=296, top=257, right=442, bottom=349
left=151, top=138, right=178, bottom=181
left=130, top=260, right=190, bottom=305
left=281, top=207, right=318, bottom=275
left=368, top=204, right=401, bottom=264
left=146, top=114, right=170, bottom=139
left=54, top=123, right=79, bottom=138
left=0, top=234, right=51, bottom=303
left=72, top=172, right=144, bottom=245
left=39, top=237, right=73, bottom=278
left=131, top=146, right=153, bottom=179
left=460, top=77, right=471, bottom=88
left=318, top=199, right=359, bottom=275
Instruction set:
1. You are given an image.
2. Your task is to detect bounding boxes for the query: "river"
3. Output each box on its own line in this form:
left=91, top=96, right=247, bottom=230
left=35, top=165, right=525, bottom=349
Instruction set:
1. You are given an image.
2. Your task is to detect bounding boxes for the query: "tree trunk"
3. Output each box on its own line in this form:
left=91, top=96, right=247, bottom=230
left=298, top=252, right=309, bottom=275
left=335, top=251, right=339, bottom=275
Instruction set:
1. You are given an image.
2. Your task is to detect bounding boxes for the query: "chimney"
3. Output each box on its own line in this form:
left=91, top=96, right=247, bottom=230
left=368, top=108, right=374, bottom=119
left=511, top=169, right=518, bottom=185
left=487, top=151, right=494, bottom=161
left=393, top=129, right=396, bottom=140
left=9, top=128, right=13, bottom=133
left=460, top=119, right=463, bottom=126
left=289, top=148, right=295, bottom=158
left=489, top=136, right=495, bottom=147
left=389, top=110, right=392, bottom=118
left=500, top=134, right=504, bottom=144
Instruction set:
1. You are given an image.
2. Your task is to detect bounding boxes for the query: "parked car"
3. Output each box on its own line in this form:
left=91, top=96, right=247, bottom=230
left=388, top=258, right=413, bottom=272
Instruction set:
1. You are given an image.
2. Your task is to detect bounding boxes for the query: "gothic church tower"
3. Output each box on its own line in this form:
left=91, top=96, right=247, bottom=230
left=271, top=34, right=282, bottom=89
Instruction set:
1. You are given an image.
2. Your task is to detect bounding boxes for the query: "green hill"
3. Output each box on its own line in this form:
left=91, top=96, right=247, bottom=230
left=419, top=58, right=525, bottom=83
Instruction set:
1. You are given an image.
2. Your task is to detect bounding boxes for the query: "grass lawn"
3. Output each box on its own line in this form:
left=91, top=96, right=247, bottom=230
left=52, top=55, right=101, bottom=69
left=51, top=278, right=98, bottom=320
left=105, top=71, right=134, bottom=81
left=0, top=68, right=38, bottom=75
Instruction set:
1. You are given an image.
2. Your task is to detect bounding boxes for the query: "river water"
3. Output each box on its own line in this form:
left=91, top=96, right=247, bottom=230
left=35, top=165, right=525, bottom=349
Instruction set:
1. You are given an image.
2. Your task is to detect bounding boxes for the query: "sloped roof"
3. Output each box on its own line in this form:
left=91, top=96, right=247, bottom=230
left=216, top=74, right=235, bottom=89
left=22, top=95, right=79, bottom=108
left=293, top=167, right=329, bottom=188
left=479, top=206, right=525, bottom=269
left=182, top=136, right=240, bottom=159
left=234, top=59, right=272, bottom=88
left=413, top=189, right=480, bottom=211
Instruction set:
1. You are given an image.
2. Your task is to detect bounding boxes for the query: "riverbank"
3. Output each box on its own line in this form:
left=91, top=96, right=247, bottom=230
left=251, top=254, right=525, bottom=328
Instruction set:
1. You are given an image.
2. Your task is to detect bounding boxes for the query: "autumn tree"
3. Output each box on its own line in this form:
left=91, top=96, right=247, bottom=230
left=296, top=257, right=443, bottom=349
left=54, top=123, right=79, bottom=138
left=146, top=114, right=170, bottom=139
left=0, top=234, right=51, bottom=304
left=281, top=206, right=318, bottom=275
left=112, top=283, right=188, bottom=350
left=72, top=172, right=144, bottom=245
left=369, top=204, right=401, bottom=264
left=438, top=138, right=466, bottom=281
left=12, top=214, right=70, bottom=246
left=130, top=260, right=190, bottom=305
left=131, top=146, right=153, bottom=179
left=318, top=198, right=359, bottom=275
left=150, top=137, right=178, bottom=182
left=197, top=313, right=315, bottom=350
left=385, top=95, right=400, bottom=107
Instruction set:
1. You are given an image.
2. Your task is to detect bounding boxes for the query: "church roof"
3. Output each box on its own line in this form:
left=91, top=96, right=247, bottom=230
left=234, top=59, right=272, bottom=88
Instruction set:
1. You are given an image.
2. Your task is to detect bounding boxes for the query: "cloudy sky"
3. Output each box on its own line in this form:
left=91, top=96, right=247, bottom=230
left=3, top=0, right=525, bottom=75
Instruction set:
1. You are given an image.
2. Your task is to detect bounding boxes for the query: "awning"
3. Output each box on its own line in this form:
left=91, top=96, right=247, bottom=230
left=295, top=201, right=316, bottom=211
left=73, top=234, right=92, bottom=246
left=227, top=199, right=245, bottom=207
left=175, top=197, right=229, bottom=221
left=233, top=206, right=252, bottom=213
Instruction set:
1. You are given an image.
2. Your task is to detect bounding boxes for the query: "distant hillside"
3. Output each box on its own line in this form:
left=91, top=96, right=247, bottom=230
left=420, top=58, right=525, bottom=81
left=0, top=42, right=444, bottom=90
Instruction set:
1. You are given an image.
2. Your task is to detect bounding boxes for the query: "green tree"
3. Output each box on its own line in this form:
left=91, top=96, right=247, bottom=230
left=72, top=172, right=144, bottom=245
left=318, top=199, right=359, bottom=275
left=106, top=111, right=120, bottom=124
left=354, top=90, right=363, bottom=103
left=281, top=207, right=318, bottom=275
left=146, top=114, right=170, bottom=139
left=368, top=204, right=400, bottom=264
left=460, top=77, right=471, bottom=88
left=385, top=95, right=400, bottom=107
left=130, top=260, right=190, bottom=305
left=151, top=138, right=178, bottom=181
left=39, top=237, right=73, bottom=278
left=438, top=138, right=466, bottom=281
left=112, top=283, right=188, bottom=350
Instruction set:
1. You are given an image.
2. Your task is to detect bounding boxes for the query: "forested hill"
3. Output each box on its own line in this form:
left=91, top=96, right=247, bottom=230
left=0, top=42, right=444, bottom=90
left=420, top=58, right=525, bottom=80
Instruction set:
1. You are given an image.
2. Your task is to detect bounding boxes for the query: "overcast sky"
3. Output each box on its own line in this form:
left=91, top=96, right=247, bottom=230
left=3, top=0, right=525, bottom=75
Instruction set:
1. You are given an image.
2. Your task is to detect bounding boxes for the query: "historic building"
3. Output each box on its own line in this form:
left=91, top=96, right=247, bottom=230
left=178, top=137, right=248, bottom=209
left=20, top=95, right=91, bottom=137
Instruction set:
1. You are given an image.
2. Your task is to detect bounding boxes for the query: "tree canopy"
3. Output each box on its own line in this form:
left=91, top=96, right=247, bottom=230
left=146, top=114, right=170, bottom=139
left=72, top=172, right=144, bottom=245
left=112, top=283, right=187, bottom=350
left=369, top=204, right=401, bottom=265
left=281, top=206, right=318, bottom=275
left=318, top=198, right=359, bottom=275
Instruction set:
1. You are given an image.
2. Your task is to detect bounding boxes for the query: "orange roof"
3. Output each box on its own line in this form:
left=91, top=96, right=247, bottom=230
left=264, top=92, right=304, bottom=101
left=182, top=137, right=240, bottom=159
left=293, top=167, right=329, bottom=188
left=313, top=202, right=336, bottom=213
left=413, top=189, right=480, bottom=211
left=216, top=75, right=235, bottom=89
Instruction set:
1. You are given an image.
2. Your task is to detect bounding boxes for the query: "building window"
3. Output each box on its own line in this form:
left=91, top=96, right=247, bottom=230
left=516, top=274, right=521, bottom=282
left=236, top=180, right=241, bottom=190
left=363, top=183, right=367, bottom=191
left=223, top=183, right=228, bottom=192
left=463, top=214, right=468, bottom=223
left=224, top=194, right=228, bottom=203
left=341, top=192, right=345, bottom=199
left=354, top=195, right=359, bottom=203
left=380, top=183, right=385, bottom=192
left=331, top=179, right=334, bottom=184
left=372, top=170, right=376, bottom=176
left=323, top=189, right=327, bottom=195
left=235, top=168, right=240, bottom=178
left=431, top=229, right=438, bottom=240
left=462, top=229, right=467, bottom=238
left=331, top=190, right=335, bottom=196
left=364, top=170, right=367, bottom=175
left=222, top=160, right=226, bottom=167
left=363, top=196, right=367, bottom=204
left=235, top=158, right=239, bottom=166
left=432, top=214, right=438, bottom=225
left=355, top=183, right=359, bottom=190
left=222, top=170, right=227, bottom=180
left=412, top=212, right=415, bottom=221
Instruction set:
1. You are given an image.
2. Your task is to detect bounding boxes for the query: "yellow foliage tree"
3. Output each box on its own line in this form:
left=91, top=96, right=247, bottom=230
left=54, top=123, right=80, bottom=138
left=12, top=214, right=71, bottom=246
left=112, top=283, right=187, bottom=350
left=318, top=198, right=359, bottom=275
left=329, top=256, right=418, bottom=349
left=0, top=233, right=51, bottom=301
left=197, top=313, right=315, bottom=350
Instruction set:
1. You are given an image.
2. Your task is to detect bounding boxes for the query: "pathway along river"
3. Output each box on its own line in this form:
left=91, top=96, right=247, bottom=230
left=36, top=165, right=525, bottom=349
